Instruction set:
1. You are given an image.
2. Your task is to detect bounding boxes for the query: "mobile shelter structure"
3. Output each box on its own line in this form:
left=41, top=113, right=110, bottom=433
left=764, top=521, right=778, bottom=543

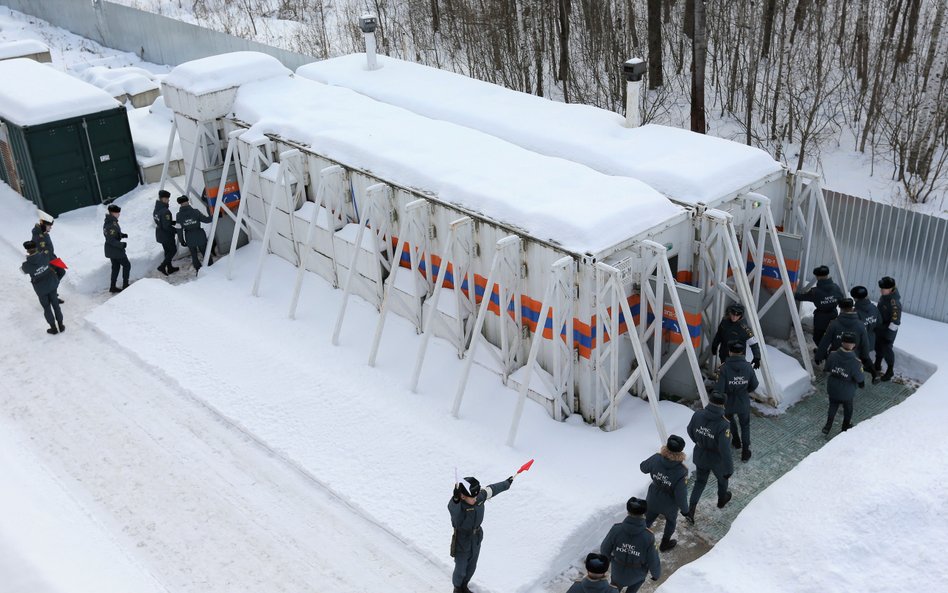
left=161, top=52, right=715, bottom=438
left=0, top=59, right=139, bottom=216
left=298, top=54, right=849, bottom=404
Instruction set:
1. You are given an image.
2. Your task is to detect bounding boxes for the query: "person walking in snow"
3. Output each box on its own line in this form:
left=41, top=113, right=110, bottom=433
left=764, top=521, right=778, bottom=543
left=600, top=497, right=660, bottom=593
left=31, top=210, right=66, bottom=304
left=639, top=435, right=690, bottom=552
left=448, top=474, right=514, bottom=593
left=815, top=298, right=876, bottom=383
left=710, top=303, right=761, bottom=369
left=684, top=392, right=734, bottom=522
left=103, top=204, right=131, bottom=293
left=715, top=340, right=759, bottom=462
left=567, top=553, right=619, bottom=593
left=176, top=195, right=213, bottom=273
left=822, top=332, right=865, bottom=435
left=21, top=240, right=65, bottom=335
left=874, top=276, right=902, bottom=382
left=154, top=189, right=179, bottom=275
left=794, top=265, right=845, bottom=345
left=850, top=286, right=880, bottom=354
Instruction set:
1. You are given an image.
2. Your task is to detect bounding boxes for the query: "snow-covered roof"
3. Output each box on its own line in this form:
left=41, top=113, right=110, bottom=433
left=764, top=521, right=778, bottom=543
left=0, top=39, right=49, bottom=59
left=297, top=54, right=785, bottom=205
left=0, top=58, right=120, bottom=126
left=77, top=65, right=159, bottom=98
left=163, top=51, right=290, bottom=95
left=233, top=75, right=684, bottom=254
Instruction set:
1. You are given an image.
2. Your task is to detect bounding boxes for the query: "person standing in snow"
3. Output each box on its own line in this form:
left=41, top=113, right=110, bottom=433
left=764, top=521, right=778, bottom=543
left=794, top=265, right=845, bottom=345
left=639, top=435, right=690, bottom=552
left=715, top=340, right=759, bottom=462
left=815, top=298, right=876, bottom=383
left=822, top=332, right=865, bottom=435
left=448, top=474, right=514, bottom=593
left=154, top=189, right=179, bottom=275
left=874, top=276, right=902, bottom=382
left=32, top=211, right=66, bottom=304
left=103, top=204, right=131, bottom=293
left=684, top=392, right=734, bottom=521
left=21, top=240, right=65, bottom=335
left=710, top=303, right=761, bottom=369
left=600, top=497, right=660, bottom=593
left=176, top=195, right=213, bottom=273
left=567, top=553, right=619, bottom=593
left=850, top=286, right=880, bottom=354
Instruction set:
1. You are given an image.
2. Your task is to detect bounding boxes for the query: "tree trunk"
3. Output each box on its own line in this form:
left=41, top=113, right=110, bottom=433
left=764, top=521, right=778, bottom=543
left=430, top=0, right=440, bottom=33
left=922, top=0, right=945, bottom=85
left=557, top=0, right=570, bottom=102
left=647, top=0, right=663, bottom=89
left=897, top=0, right=922, bottom=64
left=690, top=0, right=707, bottom=133
left=684, top=0, right=694, bottom=39
left=760, top=0, right=777, bottom=57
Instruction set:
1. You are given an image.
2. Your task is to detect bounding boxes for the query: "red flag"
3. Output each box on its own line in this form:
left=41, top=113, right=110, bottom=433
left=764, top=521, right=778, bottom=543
left=50, top=258, right=68, bottom=270
left=517, top=459, right=534, bottom=474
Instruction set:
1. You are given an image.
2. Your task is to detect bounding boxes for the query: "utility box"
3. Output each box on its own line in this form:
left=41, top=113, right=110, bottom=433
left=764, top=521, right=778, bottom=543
left=0, top=59, right=140, bottom=216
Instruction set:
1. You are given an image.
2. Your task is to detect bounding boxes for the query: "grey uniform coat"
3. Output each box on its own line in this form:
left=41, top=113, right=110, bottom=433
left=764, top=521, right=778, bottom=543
left=600, top=516, right=660, bottom=587
left=826, top=350, right=865, bottom=403
left=154, top=200, right=177, bottom=243
left=21, top=251, right=58, bottom=296
left=795, top=278, right=846, bottom=314
left=566, top=578, right=619, bottom=593
left=31, top=224, right=55, bottom=258
left=715, top=356, right=759, bottom=416
left=816, top=312, right=872, bottom=362
left=876, top=290, right=902, bottom=343
left=176, top=204, right=212, bottom=248
left=103, top=214, right=126, bottom=259
left=448, top=479, right=511, bottom=587
left=687, top=404, right=733, bottom=476
left=640, top=452, right=689, bottom=517
left=710, top=316, right=761, bottom=361
left=854, top=298, right=880, bottom=350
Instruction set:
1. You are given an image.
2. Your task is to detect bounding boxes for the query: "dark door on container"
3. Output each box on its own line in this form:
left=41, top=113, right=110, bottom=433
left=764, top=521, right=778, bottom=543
left=82, top=109, right=140, bottom=201
left=28, top=121, right=97, bottom=216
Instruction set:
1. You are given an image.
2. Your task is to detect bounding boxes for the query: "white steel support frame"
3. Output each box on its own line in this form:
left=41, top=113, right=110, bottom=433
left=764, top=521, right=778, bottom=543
left=506, top=256, right=575, bottom=446
left=226, top=136, right=271, bottom=280
left=251, top=149, right=304, bottom=297
left=593, top=261, right=667, bottom=441
left=367, top=199, right=431, bottom=366
left=289, top=165, right=347, bottom=319
left=162, top=118, right=225, bottom=202
left=331, top=182, right=394, bottom=338
left=452, top=235, right=521, bottom=418
left=637, top=240, right=709, bottom=406
left=410, top=216, right=476, bottom=392
left=738, top=196, right=815, bottom=379
left=697, top=209, right=780, bottom=405
left=203, top=129, right=246, bottom=269
left=789, top=171, right=848, bottom=293
left=157, top=119, right=187, bottom=198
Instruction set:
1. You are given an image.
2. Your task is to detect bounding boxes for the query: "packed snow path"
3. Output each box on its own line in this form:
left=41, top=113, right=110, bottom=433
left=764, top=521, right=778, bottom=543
left=0, top=245, right=442, bottom=593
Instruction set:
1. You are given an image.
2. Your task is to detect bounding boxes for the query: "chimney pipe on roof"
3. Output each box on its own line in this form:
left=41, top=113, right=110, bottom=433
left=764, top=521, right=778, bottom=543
left=622, top=58, right=647, bottom=128
left=359, top=14, right=379, bottom=71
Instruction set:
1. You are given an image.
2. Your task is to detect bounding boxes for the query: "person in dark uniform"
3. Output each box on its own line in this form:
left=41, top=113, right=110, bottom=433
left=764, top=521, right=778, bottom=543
left=851, top=286, right=880, bottom=354
left=710, top=303, right=761, bottom=368
left=32, top=211, right=65, bottom=303
left=815, top=298, right=876, bottom=383
left=600, top=497, right=660, bottom=593
left=794, top=265, right=845, bottom=344
left=685, top=392, right=733, bottom=522
left=822, top=332, right=865, bottom=435
left=21, top=240, right=65, bottom=335
left=715, top=340, right=760, bottom=462
left=448, top=474, right=514, bottom=593
left=154, top=190, right=179, bottom=275
left=567, top=553, right=619, bottom=593
left=639, top=435, right=689, bottom=552
left=103, top=204, right=130, bottom=293
left=176, top=195, right=213, bottom=272
left=875, top=276, right=902, bottom=382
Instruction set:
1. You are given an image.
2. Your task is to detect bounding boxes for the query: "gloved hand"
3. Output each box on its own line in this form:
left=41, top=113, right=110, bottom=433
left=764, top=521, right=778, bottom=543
left=858, top=381, right=865, bottom=389
left=121, top=233, right=128, bottom=239
left=506, top=475, right=515, bottom=485
left=452, top=485, right=461, bottom=502
left=752, top=358, right=761, bottom=370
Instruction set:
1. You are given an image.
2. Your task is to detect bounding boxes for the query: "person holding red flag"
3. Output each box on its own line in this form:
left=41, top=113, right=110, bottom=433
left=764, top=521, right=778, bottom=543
left=31, top=210, right=65, bottom=303
left=447, top=473, right=515, bottom=593
left=21, top=240, right=65, bottom=335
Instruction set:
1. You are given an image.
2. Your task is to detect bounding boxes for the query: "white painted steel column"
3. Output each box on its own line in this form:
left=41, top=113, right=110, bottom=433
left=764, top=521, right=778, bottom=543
left=252, top=149, right=298, bottom=297
left=203, top=129, right=243, bottom=268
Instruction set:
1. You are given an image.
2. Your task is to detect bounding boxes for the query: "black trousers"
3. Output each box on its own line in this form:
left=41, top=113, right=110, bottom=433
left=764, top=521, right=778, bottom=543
left=37, top=289, right=63, bottom=327
left=159, top=237, right=177, bottom=269
left=187, top=241, right=213, bottom=269
left=646, top=509, right=678, bottom=543
left=875, top=334, right=895, bottom=372
left=728, top=412, right=751, bottom=451
left=813, top=309, right=838, bottom=345
left=827, top=400, right=854, bottom=428
left=109, top=254, right=131, bottom=287
left=689, top=465, right=729, bottom=509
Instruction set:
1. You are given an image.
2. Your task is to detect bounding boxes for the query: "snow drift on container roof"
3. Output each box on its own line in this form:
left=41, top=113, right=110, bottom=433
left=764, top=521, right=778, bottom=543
left=0, top=39, right=48, bottom=59
left=162, top=51, right=290, bottom=95
left=233, top=75, right=683, bottom=254
left=297, top=54, right=785, bottom=205
left=0, top=58, right=119, bottom=126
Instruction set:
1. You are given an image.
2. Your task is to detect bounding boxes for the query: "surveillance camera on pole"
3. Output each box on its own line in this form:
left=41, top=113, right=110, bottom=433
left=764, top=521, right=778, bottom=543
left=622, top=58, right=647, bottom=128
left=359, top=14, right=379, bottom=71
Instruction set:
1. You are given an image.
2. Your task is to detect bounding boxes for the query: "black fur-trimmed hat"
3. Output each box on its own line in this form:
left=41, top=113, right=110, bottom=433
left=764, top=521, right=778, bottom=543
left=709, top=391, right=726, bottom=405
left=158, top=189, right=171, bottom=198
left=878, top=276, right=896, bottom=289
left=850, top=286, right=869, bottom=299
left=813, top=265, right=830, bottom=277
left=666, top=434, right=686, bottom=453
left=840, top=331, right=857, bottom=344
left=23, top=240, right=36, bottom=251
left=839, top=298, right=855, bottom=310
left=728, top=340, right=746, bottom=353
left=177, top=195, right=190, bottom=204
left=107, top=204, right=121, bottom=213
left=727, top=303, right=745, bottom=316
left=585, top=552, right=610, bottom=575
left=626, top=496, right=647, bottom=515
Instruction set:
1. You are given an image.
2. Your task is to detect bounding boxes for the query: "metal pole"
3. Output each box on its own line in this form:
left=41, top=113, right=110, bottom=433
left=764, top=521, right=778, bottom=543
left=203, top=129, right=242, bottom=268
left=252, top=149, right=298, bottom=296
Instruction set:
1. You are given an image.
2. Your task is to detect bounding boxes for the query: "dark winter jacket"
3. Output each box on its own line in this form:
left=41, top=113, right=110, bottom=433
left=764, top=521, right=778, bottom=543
left=21, top=251, right=59, bottom=296
left=176, top=204, right=212, bottom=248
left=566, top=577, right=619, bottom=593
left=816, top=312, right=872, bottom=363
left=154, top=200, right=177, bottom=243
left=103, top=214, right=126, bottom=259
left=853, top=298, right=881, bottom=350
left=715, top=355, right=760, bottom=416
left=31, top=223, right=55, bottom=258
left=687, top=403, right=734, bottom=476
left=710, top=316, right=761, bottom=361
left=826, top=349, right=865, bottom=403
left=795, top=278, right=845, bottom=313
left=876, top=289, right=902, bottom=343
left=600, top=516, right=660, bottom=587
left=447, top=479, right=511, bottom=553
left=640, top=448, right=689, bottom=517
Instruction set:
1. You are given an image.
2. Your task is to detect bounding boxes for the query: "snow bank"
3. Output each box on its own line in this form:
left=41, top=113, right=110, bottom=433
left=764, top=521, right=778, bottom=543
left=0, top=58, right=119, bottom=125
left=297, top=54, right=784, bottom=205
left=234, top=75, right=683, bottom=253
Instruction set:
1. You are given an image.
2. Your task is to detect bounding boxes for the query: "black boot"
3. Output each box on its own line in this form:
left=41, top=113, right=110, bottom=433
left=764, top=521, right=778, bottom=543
left=57, top=297, right=65, bottom=304
left=47, top=325, right=58, bottom=335
left=682, top=508, right=696, bottom=524
left=741, top=449, right=752, bottom=462
left=821, top=422, right=831, bottom=435
left=874, top=360, right=882, bottom=372
left=158, top=264, right=171, bottom=276
left=881, top=370, right=894, bottom=382
left=731, top=434, right=742, bottom=450
left=58, top=322, right=65, bottom=333
left=109, top=285, right=123, bottom=294
left=659, top=537, right=678, bottom=552
left=717, top=491, right=732, bottom=509
left=168, top=265, right=180, bottom=273
left=841, top=422, right=854, bottom=431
